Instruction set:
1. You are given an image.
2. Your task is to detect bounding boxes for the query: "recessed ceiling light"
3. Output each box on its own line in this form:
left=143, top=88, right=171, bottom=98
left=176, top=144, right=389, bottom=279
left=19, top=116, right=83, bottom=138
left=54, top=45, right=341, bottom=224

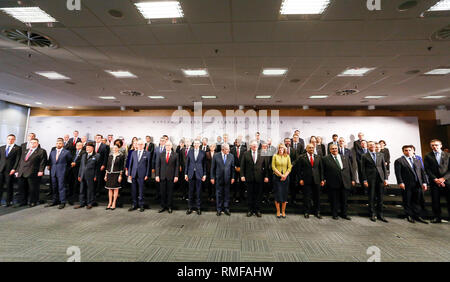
left=182, top=69, right=209, bottom=77
left=338, top=67, right=376, bottom=77
left=148, top=96, right=165, bottom=99
left=309, top=95, right=328, bottom=99
left=427, top=0, right=450, bottom=11
left=421, top=96, right=447, bottom=99
left=99, top=96, right=116, bottom=100
left=280, top=0, right=331, bottom=15
left=135, top=1, right=184, bottom=19
left=365, top=96, right=387, bottom=99
left=201, top=96, right=216, bottom=99
left=35, top=71, right=70, bottom=80
left=105, top=70, right=137, bottom=78
left=262, top=68, right=288, bottom=76
left=0, top=7, right=57, bottom=23
left=35, top=102, right=42, bottom=105
left=255, top=95, right=272, bottom=99
left=424, top=68, right=450, bottom=75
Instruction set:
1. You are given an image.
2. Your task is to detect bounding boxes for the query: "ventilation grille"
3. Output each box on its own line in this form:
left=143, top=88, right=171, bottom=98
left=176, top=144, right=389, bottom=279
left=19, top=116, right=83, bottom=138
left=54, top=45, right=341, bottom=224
left=1, top=29, right=57, bottom=48
left=431, top=25, right=450, bottom=41
left=335, top=89, right=360, bottom=96
left=120, top=90, right=143, bottom=97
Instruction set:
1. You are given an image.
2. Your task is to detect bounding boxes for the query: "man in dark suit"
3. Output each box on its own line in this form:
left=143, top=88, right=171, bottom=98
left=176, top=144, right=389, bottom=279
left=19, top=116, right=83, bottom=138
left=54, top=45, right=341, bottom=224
left=205, top=143, right=216, bottom=202
left=152, top=137, right=166, bottom=199
left=231, top=141, right=246, bottom=203
left=128, top=140, right=151, bottom=212
left=395, top=145, right=429, bottom=224
left=353, top=132, right=364, bottom=152
left=144, top=135, right=155, bottom=155
left=211, top=143, right=235, bottom=216
left=67, top=130, right=81, bottom=153
left=178, top=138, right=191, bottom=200
left=67, top=142, right=83, bottom=205
left=21, top=132, right=39, bottom=151
left=240, top=140, right=269, bottom=217
left=185, top=140, right=206, bottom=215
left=322, top=144, right=356, bottom=220
left=361, top=141, right=389, bottom=222
left=292, top=134, right=305, bottom=155
left=46, top=139, right=72, bottom=209
left=93, top=134, right=108, bottom=199
left=200, top=138, right=209, bottom=152
left=327, top=134, right=339, bottom=155
left=260, top=142, right=273, bottom=204
left=424, top=139, right=450, bottom=223
left=290, top=130, right=305, bottom=151
left=355, top=139, right=368, bottom=194
left=75, top=143, right=99, bottom=209
left=15, top=138, right=47, bottom=207
left=155, top=141, right=179, bottom=213
left=338, top=137, right=353, bottom=163
left=298, top=143, right=325, bottom=219
left=0, top=134, right=21, bottom=206
left=285, top=137, right=300, bottom=204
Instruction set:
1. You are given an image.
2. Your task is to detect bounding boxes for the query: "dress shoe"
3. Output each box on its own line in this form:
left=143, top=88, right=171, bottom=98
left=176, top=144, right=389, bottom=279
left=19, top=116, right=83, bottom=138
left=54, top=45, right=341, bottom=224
left=416, top=217, right=428, bottom=224
left=74, top=205, right=85, bottom=209
left=407, top=216, right=415, bottom=223
left=128, top=206, right=137, bottom=212
left=276, top=215, right=281, bottom=219
left=378, top=216, right=388, bottom=223
left=197, top=210, right=201, bottom=215
left=281, top=215, right=286, bottom=219
left=315, top=213, right=322, bottom=219
left=247, top=211, right=253, bottom=217
left=430, top=217, right=441, bottom=224
left=168, top=208, right=172, bottom=214
left=256, top=212, right=262, bottom=218
left=139, top=207, right=144, bottom=212
left=216, top=211, right=221, bottom=216
left=86, top=205, right=92, bottom=209
left=110, top=207, right=115, bottom=211
left=58, top=204, right=65, bottom=209
left=45, top=203, right=58, bottom=208
left=13, top=203, right=25, bottom=208
left=304, top=213, right=309, bottom=219
left=158, top=208, right=166, bottom=213
left=106, top=207, right=111, bottom=210
left=186, top=209, right=192, bottom=215
left=370, top=215, right=376, bottom=222
left=332, top=216, right=339, bottom=220
left=68, top=201, right=74, bottom=206
left=341, top=215, right=351, bottom=220
left=224, top=209, right=231, bottom=216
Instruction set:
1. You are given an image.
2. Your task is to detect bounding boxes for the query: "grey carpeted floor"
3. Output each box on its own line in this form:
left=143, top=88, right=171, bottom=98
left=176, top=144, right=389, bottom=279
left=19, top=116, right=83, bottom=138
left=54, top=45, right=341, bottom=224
left=0, top=204, right=448, bottom=262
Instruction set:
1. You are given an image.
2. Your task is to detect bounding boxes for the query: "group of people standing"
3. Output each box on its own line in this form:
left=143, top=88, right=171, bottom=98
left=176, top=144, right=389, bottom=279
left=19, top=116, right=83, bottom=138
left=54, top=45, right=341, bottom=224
left=0, top=129, right=448, bottom=224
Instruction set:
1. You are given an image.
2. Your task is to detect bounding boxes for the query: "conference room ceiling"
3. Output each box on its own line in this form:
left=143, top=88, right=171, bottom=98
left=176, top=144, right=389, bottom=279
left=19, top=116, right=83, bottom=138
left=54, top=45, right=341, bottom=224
left=0, top=0, right=449, bottom=110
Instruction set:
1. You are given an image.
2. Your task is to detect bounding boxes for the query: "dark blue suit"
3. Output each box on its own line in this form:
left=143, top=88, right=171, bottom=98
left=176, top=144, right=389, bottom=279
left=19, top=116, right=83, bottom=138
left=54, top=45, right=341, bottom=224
left=129, top=150, right=151, bottom=208
left=78, top=152, right=100, bottom=206
left=48, top=148, right=72, bottom=204
left=185, top=149, right=206, bottom=209
left=211, top=153, right=235, bottom=212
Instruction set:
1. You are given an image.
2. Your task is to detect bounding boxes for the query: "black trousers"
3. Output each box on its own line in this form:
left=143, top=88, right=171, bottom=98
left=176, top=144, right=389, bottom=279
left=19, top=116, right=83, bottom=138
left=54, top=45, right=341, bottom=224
left=232, top=172, right=245, bottom=200
left=246, top=181, right=262, bottom=212
left=367, top=178, right=385, bottom=216
left=188, top=175, right=202, bottom=209
left=0, top=170, right=15, bottom=204
left=160, top=179, right=174, bottom=209
left=79, top=177, right=95, bottom=206
left=430, top=183, right=450, bottom=218
left=66, top=168, right=79, bottom=204
left=402, top=182, right=424, bottom=218
left=17, top=176, right=41, bottom=205
left=329, top=188, right=349, bottom=217
left=289, top=175, right=298, bottom=202
left=303, top=182, right=321, bottom=214
left=95, top=169, right=106, bottom=196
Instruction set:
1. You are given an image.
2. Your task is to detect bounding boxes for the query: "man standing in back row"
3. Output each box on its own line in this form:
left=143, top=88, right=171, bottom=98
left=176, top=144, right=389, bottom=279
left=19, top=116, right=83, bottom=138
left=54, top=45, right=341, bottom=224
left=0, top=134, right=21, bottom=207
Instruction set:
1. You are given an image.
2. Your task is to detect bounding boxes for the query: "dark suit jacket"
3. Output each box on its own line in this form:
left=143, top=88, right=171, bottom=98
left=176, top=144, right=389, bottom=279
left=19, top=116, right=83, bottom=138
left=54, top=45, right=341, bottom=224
left=205, top=151, right=216, bottom=178
left=0, top=144, right=21, bottom=173
left=291, top=142, right=305, bottom=156
left=231, top=145, right=246, bottom=168
left=338, top=147, right=353, bottom=164
left=94, top=143, right=108, bottom=167
left=185, top=149, right=206, bottom=179
left=424, top=151, right=450, bottom=185
left=298, top=153, right=324, bottom=185
left=322, top=154, right=355, bottom=190
left=155, top=151, right=179, bottom=181
left=145, top=142, right=155, bottom=154
left=78, top=152, right=100, bottom=181
left=327, top=141, right=339, bottom=155
left=21, top=142, right=41, bottom=152
left=211, top=153, right=235, bottom=185
left=354, top=140, right=363, bottom=152
left=360, top=152, right=388, bottom=183
left=106, top=154, right=125, bottom=173
left=16, top=147, right=47, bottom=178
left=395, top=156, right=428, bottom=188
left=240, top=150, right=268, bottom=183
left=48, top=148, right=72, bottom=178
left=152, top=146, right=166, bottom=170
left=200, top=144, right=209, bottom=152
left=129, top=150, right=151, bottom=178
left=356, top=147, right=368, bottom=164
left=67, top=137, right=81, bottom=152
left=70, top=149, right=84, bottom=176
left=291, top=138, right=305, bottom=153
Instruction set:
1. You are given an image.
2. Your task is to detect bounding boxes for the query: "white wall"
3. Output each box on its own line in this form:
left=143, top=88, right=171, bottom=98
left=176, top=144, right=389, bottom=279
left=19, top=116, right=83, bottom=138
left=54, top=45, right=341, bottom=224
left=28, top=115, right=421, bottom=184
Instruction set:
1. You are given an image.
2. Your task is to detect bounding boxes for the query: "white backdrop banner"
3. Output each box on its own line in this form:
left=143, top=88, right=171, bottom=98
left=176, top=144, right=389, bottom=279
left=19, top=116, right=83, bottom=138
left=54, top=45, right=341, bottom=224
left=28, top=115, right=421, bottom=184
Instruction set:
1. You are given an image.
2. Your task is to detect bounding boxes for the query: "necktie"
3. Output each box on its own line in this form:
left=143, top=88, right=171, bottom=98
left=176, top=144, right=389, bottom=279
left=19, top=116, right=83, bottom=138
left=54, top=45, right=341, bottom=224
left=409, top=157, right=419, bottom=181
left=74, top=150, right=80, bottom=161
left=287, top=147, right=290, bottom=155
left=25, top=149, right=33, bottom=161
left=5, top=146, right=10, bottom=157
left=252, top=151, right=256, bottom=164
left=166, top=152, right=170, bottom=164
left=435, top=151, right=440, bottom=165
left=371, top=152, right=376, bottom=163
left=96, top=143, right=100, bottom=153
left=73, top=138, right=76, bottom=145
left=138, top=151, right=142, bottom=161
left=334, top=156, right=341, bottom=170
left=195, top=150, right=198, bottom=161
left=160, top=147, right=163, bottom=153
left=223, top=154, right=227, bottom=164
left=310, top=154, right=314, bottom=167
left=237, top=147, right=240, bottom=159
left=294, top=143, right=297, bottom=150
left=185, top=149, right=188, bottom=157
left=56, top=149, right=61, bottom=161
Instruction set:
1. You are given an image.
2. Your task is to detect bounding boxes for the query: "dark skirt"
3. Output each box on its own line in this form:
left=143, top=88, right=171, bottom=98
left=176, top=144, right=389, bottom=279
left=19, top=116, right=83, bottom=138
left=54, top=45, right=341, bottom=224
left=105, top=172, right=121, bottom=189
left=273, top=175, right=289, bottom=203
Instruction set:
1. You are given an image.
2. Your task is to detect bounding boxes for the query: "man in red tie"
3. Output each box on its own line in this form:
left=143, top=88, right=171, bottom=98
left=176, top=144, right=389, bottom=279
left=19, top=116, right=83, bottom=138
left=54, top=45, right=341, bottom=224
left=68, top=130, right=81, bottom=153
left=155, top=141, right=179, bottom=213
left=298, top=144, right=325, bottom=219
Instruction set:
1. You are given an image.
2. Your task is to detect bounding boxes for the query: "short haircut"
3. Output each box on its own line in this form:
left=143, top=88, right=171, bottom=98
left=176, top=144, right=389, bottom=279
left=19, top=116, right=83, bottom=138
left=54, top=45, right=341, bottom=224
left=95, top=134, right=103, bottom=138
left=222, top=143, right=230, bottom=150
left=114, top=139, right=123, bottom=147
left=430, top=139, right=442, bottom=144
left=86, top=142, right=95, bottom=148
left=31, top=138, right=39, bottom=142
left=332, top=134, right=338, bottom=138
left=165, top=141, right=173, bottom=147
left=7, top=134, right=15, bottom=138
left=56, top=138, right=64, bottom=142
left=402, top=145, right=414, bottom=151
left=379, top=140, right=386, bottom=145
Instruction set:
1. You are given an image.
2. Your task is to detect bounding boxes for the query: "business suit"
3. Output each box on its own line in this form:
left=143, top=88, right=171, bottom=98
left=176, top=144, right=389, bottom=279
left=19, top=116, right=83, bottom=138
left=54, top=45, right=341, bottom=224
left=322, top=154, right=355, bottom=218
left=78, top=152, right=99, bottom=206
left=185, top=149, right=206, bottom=210
left=298, top=153, right=324, bottom=215
left=328, top=141, right=339, bottom=155
left=338, top=146, right=353, bottom=164
left=16, top=147, right=47, bottom=206
left=48, top=148, right=72, bottom=204
left=179, top=146, right=189, bottom=200
left=67, top=137, right=81, bottom=153
left=129, top=150, right=151, bottom=208
left=424, top=151, right=450, bottom=219
left=380, top=148, right=391, bottom=175
left=211, top=152, right=235, bottom=212
left=286, top=146, right=300, bottom=203
left=155, top=150, right=179, bottom=209
left=93, top=142, right=108, bottom=197
left=361, top=152, right=388, bottom=218
left=231, top=145, right=246, bottom=202
left=205, top=150, right=216, bottom=200
left=240, top=150, right=268, bottom=214
left=290, top=138, right=305, bottom=153
left=0, top=144, right=21, bottom=205
left=260, top=149, right=273, bottom=203
left=67, top=149, right=83, bottom=204
left=395, top=156, right=428, bottom=218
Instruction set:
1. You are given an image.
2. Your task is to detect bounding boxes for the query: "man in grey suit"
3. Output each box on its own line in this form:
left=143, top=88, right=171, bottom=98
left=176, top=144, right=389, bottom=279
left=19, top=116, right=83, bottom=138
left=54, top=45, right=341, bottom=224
left=211, top=143, right=235, bottom=216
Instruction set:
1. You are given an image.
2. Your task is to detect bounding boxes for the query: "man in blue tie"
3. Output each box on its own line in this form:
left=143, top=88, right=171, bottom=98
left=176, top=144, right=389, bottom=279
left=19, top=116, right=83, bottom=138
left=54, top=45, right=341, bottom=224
left=185, top=140, right=206, bottom=215
left=210, top=143, right=235, bottom=216
left=128, top=140, right=151, bottom=212
left=360, top=141, right=388, bottom=222
left=46, top=139, right=72, bottom=209
left=424, top=139, right=450, bottom=223
left=355, top=140, right=368, bottom=194
left=67, top=142, right=84, bottom=205
left=0, top=134, right=21, bottom=207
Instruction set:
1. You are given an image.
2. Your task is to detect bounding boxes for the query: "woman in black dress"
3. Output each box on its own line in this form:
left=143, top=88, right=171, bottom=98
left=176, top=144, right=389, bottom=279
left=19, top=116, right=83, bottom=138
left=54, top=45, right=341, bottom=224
left=104, top=145, right=125, bottom=210
left=379, top=140, right=391, bottom=176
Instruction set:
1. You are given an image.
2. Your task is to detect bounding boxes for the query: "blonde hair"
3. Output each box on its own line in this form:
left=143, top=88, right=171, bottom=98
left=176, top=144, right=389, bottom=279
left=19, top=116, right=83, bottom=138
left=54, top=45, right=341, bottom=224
left=277, top=143, right=287, bottom=156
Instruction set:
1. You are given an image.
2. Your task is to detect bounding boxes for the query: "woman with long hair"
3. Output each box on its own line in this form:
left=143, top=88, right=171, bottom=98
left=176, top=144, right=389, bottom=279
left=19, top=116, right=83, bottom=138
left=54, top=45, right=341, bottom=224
left=271, top=143, right=292, bottom=218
